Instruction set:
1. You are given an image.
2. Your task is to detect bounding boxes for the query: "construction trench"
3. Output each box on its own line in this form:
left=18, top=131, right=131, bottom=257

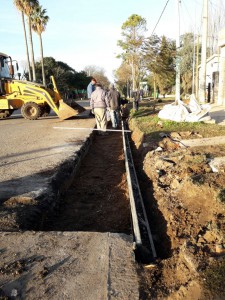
left=0, top=118, right=157, bottom=299
left=2, top=108, right=225, bottom=299
left=43, top=128, right=132, bottom=234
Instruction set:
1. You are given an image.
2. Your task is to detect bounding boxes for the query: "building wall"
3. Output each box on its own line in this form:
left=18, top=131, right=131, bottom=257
left=218, top=28, right=225, bottom=105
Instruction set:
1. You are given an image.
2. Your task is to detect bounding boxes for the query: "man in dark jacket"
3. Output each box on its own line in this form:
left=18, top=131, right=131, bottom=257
left=106, top=83, right=121, bottom=128
left=132, top=89, right=140, bottom=111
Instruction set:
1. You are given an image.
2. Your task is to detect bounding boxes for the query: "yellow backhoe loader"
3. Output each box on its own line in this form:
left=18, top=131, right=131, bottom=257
left=0, top=52, right=82, bottom=120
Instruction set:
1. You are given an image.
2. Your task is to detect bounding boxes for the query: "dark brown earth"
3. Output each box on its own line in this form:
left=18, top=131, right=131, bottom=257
left=43, top=131, right=131, bottom=234
left=130, top=120, right=225, bottom=300
left=2, top=103, right=225, bottom=299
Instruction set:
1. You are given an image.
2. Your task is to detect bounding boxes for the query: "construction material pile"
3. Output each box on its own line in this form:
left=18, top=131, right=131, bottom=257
left=158, top=94, right=211, bottom=122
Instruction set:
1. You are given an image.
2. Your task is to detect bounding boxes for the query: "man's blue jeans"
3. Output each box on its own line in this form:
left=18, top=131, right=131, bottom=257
left=110, top=109, right=120, bottom=128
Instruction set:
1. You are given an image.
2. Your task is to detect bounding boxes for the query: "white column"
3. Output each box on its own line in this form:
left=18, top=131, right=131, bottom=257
left=175, top=0, right=181, bottom=104
left=199, top=0, right=208, bottom=103
left=218, top=28, right=225, bottom=105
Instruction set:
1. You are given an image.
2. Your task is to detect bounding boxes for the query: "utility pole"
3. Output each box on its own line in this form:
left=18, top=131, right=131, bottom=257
left=192, top=32, right=196, bottom=94
left=199, top=0, right=208, bottom=103
left=175, top=0, right=181, bottom=104
left=195, top=35, right=200, bottom=97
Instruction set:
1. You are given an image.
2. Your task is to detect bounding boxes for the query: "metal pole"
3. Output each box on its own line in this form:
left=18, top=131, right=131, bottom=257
left=199, top=0, right=208, bottom=103
left=192, top=33, right=196, bottom=94
left=175, top=0, right=181, bottom=104
left=195, top=35, right=200, bottom=97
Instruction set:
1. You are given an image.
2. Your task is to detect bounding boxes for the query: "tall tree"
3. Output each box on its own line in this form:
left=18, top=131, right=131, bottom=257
left=118, top=14, right=147, bottom=91
left=143, top=34, right=161, bottom=99
left=13, top=0, right=32, bottom=81
left=114, top=62, right=132, bottom=96
left=155, top=36, right=176, bottom=95
left=179, top=33, right=194, bottom=95
left=84, top=65, right=110, bottom=88
left=31, top=5, right=49, bottom=86
left=23, top=0, right=39, bottom=82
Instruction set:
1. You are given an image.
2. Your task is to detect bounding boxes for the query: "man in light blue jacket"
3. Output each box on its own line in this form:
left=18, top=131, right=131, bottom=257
left=87, top=78, right=96, bottom=117
left=87, top=78, right=96, bottom=99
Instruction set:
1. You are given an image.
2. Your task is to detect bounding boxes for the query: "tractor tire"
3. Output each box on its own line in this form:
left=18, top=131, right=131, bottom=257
left=0, top=109, right=14, bottom=119
left=40, top=104, right=51, bottom=117
left=21, top=102, right=41, bottom=120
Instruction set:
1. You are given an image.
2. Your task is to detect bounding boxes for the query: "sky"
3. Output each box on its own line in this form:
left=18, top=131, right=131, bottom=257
left=0, top=0, right=216, bottom=81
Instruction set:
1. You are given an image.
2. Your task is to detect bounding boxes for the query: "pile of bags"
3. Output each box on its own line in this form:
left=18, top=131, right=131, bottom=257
left=158, top=94, right=211, bottom=122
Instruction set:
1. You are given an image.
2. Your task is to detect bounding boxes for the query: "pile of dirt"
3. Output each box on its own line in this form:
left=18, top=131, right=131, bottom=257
left=70, top=100, right=86, bottom=114
left=131, top=125, right=225, bottom=300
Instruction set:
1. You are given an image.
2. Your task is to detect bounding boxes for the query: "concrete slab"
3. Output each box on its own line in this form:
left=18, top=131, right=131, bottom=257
left=0, top=111, right=95, bottom=199
left=181, top=135, right=225, bottom=148
left=0, top=232, right=139, bottom=300
left=209, top=104, right=225, bottom=125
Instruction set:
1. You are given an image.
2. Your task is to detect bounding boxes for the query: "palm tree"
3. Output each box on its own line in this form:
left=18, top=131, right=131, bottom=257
left=13, top=0, right=32, bottom=81
left=31, top=5, right=49, bottom=86
left=23, top=0, right=39, bottom=82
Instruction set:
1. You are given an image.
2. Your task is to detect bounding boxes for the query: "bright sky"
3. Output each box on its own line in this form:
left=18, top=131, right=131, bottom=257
left=0, top=0, right=216, bottom=81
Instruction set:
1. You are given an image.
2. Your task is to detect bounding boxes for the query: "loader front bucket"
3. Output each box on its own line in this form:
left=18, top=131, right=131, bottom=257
left=58, top=100, right=78, bottom=120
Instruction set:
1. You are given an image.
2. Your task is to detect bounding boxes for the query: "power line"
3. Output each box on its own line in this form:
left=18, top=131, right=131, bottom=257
left=151, top=0, right=170, bottom=36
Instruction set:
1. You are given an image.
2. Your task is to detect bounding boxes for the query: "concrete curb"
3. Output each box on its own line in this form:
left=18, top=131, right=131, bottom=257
left=20, top=132, right=94, bottom=231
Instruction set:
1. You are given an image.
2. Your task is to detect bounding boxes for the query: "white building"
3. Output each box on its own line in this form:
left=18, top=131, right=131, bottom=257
left=198, top=28, right=225, bottom=104
left=218, top=28, right=225, bottom=105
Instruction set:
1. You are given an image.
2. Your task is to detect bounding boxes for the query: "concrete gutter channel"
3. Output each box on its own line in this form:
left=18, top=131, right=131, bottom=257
left=0, top=126, right=140, bottom=299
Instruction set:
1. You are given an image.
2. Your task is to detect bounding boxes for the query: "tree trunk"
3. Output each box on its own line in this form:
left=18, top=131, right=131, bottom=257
left=153, top=74, right=157, bottom=100
left=39, top=33, right=46, bottom=86
left=131, top=58, right=136, bottom=110
left=28, top=17, right=36, bottom=82
left=21, top=12, right=32, bottom=81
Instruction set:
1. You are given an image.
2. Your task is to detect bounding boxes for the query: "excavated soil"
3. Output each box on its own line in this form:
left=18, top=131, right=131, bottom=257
left=130, top=124, right=225, bottom=300
left=43, top=131, right=131, bottom=234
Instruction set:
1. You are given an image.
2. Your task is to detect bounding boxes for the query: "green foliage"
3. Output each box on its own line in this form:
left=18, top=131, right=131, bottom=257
left=129, top=101, right=225, bottom=142
left=179, top=33, right=194, bottom=95
left=114, top=62, right=132, bottom=96
left=142, top=35, right=176, bottom=96
left=30, top=4, right=49, bottom=34
left=121, top=14, right=147, bottom=32
left=32, top=57, right=90, bottom=92
left=155, top=36, right=176, bottom=95
left=217, top=189, right=225, bottom=203
left=117, top=14, right=147, bottom=90
left=204, top=259, right=225, bottom=296
left=191, top=174, right=205, bottom=186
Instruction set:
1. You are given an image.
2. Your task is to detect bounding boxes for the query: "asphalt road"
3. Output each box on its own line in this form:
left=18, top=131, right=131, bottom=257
left=0, top=101, right=95, bottom=200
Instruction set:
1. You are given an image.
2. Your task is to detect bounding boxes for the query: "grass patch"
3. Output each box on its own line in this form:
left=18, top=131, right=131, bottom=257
left=204, top=259, right=225, bottom=296
left=130, top=102, right=225, bottom=144
left=191, top=174, right=205, bottom=186
left=217, top=189, right=225, bottom=204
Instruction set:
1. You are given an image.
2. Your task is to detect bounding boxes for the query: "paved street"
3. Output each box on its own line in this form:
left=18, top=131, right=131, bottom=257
left=0, top=101, right=95, bottom=201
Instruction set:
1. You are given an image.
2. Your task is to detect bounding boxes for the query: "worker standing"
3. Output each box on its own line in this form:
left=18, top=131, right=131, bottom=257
left=106, top=83, right=121, bottom=129
left=132, top=89, right=140, bottom=111
left=90, top=83, right=109, bottom=134
left=87, top=78, right=96, bottom=117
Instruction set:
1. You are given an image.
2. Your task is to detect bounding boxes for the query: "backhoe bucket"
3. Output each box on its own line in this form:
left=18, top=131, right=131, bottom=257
left=58, top=100, right=77, bottom=120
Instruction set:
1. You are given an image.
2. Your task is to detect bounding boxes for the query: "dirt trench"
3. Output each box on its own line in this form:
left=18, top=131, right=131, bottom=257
left=130, top=123, right=225, bottom=300
left=43, top=131, right=131, bottom=234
